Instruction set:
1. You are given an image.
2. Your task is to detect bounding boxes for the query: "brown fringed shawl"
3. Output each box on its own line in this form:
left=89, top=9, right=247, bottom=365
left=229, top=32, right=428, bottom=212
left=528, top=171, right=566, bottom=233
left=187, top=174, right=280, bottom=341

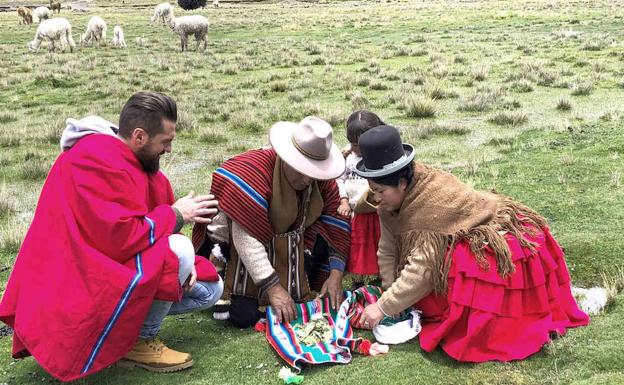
left=380, top=163, right=547, bottom=294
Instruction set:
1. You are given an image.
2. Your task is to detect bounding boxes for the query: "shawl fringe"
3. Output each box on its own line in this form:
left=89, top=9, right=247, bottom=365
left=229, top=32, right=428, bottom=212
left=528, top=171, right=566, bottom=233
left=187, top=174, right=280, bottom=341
left=398, top=197, right=548, bottom=295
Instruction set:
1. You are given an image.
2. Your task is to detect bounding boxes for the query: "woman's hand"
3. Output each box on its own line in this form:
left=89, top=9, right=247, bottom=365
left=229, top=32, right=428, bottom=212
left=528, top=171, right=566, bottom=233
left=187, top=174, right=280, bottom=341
left=360, top=302, right=384, bottom=328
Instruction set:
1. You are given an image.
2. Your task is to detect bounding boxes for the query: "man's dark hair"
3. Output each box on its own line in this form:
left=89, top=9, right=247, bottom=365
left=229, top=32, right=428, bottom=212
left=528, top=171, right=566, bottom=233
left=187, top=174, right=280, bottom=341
left=371, top=162, right=414, bottom=187
left=118, top=91, right=177, bottom=138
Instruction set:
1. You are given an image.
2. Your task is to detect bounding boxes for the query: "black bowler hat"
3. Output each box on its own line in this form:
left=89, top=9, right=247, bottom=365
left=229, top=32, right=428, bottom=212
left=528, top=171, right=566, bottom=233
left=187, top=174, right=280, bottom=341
left=354, top=125, right=415, bottom=178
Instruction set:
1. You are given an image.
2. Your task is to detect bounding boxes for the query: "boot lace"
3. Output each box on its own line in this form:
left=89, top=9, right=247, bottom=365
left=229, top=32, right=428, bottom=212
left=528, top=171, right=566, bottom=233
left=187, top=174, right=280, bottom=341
left=146, top=337, right=166, bottom=353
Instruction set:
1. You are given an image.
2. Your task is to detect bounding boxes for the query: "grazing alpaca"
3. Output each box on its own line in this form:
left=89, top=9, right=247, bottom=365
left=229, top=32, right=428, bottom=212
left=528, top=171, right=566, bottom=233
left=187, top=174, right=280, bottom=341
left=112, top=25, right=126, bottom=48
left=80, top=16, right=107, bottom=47
left=151, top=2, right=173, bottom=24
left=17, top=7, right=33, bottom=25
left=33, top=6, right=52, bottom=23
left=28, top=17, right=75, bottom=53
left=49, top=0, right=61, bottom=14
left=166, top=14, right=209, bottom=52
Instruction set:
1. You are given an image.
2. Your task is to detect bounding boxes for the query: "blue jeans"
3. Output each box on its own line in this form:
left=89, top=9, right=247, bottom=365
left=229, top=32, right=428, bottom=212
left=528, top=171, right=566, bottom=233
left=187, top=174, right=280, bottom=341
left=139, top=278, right=224, bottom=339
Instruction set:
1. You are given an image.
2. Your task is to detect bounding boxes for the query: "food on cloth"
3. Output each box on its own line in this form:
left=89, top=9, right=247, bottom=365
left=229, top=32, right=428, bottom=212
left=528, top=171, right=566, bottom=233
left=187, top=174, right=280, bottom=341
left=293, top=316, right=332, bottom=346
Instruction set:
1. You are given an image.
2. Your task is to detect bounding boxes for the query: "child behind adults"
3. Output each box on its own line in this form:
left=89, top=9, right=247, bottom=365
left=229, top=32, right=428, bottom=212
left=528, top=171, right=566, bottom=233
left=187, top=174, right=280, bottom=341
left=336, top=110, right=385, bottom=288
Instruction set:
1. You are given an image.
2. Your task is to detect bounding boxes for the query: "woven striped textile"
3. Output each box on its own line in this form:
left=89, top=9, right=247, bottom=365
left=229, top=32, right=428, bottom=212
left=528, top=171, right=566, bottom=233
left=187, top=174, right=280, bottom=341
left=265, top=292, right=362, bottom=372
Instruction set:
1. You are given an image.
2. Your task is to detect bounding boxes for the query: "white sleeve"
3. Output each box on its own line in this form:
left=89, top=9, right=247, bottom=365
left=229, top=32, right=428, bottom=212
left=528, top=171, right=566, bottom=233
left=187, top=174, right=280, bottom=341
left=231, top=220, right=277, bottom=285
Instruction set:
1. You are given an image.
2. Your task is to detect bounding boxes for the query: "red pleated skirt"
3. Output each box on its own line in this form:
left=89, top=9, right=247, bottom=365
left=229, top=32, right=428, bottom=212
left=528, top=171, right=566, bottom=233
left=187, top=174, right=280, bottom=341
left=416, top=226, right=589, bottom=362
left=346, top=213, right=381, bottom=275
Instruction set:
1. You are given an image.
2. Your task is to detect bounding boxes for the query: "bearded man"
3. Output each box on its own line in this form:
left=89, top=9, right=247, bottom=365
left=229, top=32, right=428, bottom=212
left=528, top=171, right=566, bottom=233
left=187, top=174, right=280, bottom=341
left=0, top=92, right=222, bottom=381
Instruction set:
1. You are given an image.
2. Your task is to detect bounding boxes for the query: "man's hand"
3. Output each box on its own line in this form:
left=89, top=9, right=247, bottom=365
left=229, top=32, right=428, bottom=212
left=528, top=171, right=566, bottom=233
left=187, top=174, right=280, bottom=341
left=183, top=265, right=197, bottom=291
left=337, top=198, right=351, bottom=217
left=267, top=284, right=296, bottom=324
left=318, top=270, right=344, bottom=310
left=173, top=191, right=218, bottom=224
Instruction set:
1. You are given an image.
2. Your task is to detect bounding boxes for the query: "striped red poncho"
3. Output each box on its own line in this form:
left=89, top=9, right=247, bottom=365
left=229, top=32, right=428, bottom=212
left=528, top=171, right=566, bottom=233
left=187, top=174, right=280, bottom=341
left=193, top=148, right=350, bottom=261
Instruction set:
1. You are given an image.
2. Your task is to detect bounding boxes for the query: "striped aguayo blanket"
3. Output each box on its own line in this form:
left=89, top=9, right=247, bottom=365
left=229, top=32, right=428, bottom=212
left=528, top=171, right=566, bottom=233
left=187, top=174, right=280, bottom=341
left=265, top=292, right=362, bottom=372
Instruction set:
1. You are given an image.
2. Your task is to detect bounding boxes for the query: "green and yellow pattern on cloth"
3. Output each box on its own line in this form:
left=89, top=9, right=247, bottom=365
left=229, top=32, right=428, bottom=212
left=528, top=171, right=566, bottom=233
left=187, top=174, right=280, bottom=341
left=265, top=292, right=361, bottom=372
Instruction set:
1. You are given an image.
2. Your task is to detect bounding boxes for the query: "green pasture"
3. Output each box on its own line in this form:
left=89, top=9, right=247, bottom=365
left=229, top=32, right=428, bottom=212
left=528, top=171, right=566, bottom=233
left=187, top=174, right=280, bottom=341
left=0, top=0, right=623, bottom=383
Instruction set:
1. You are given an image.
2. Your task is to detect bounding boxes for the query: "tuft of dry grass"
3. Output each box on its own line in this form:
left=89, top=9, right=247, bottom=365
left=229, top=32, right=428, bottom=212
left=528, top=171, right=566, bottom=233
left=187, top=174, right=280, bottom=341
left=176, top=108, right=198, bottom=132
left=556, top=98, right=573, bottom=111
left=346, top=90, right=370, bottom=110
left=510, top=79, right=534, bottom=93
left=401, top=96, right=437, bottom=118
left=571, top=81, right=594, bottom=96
left=0, top=112, right=18, bottom=124
left=470, top=66, right=489, bottom=82
left=0, top=219, right=29, bottom=255
left=488, top=111, right=528, bottom=126
left=195, top=126, right=227, bottom=144
left=601, top=266, right=624, bottom=306
left=425, top=81, right=459, bottom=100
left=407, top=122, right=471, bottom=139
left=0, top=185, right=15, bottom=220
left=458, top=86, right=504, bottom=112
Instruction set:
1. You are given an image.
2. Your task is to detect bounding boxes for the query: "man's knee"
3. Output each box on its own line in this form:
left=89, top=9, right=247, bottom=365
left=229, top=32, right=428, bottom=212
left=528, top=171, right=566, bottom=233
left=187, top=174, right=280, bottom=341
left=228, top=295, right=261, bottom=328
left=168, top=234, right=194, bottom=284
left=195, top=278, right=224, bottom=311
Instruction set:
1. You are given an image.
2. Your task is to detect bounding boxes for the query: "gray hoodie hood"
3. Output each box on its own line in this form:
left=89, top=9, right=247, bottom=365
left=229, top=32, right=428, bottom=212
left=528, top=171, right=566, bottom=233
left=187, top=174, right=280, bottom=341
left=60, top=116, right=119, bottom=151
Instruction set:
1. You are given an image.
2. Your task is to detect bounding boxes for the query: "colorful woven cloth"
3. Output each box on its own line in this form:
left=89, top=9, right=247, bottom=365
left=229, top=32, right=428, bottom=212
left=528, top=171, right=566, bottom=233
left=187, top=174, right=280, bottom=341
left=346, top=285, right=384, bottom=330
left=265, top=293, right=361, bottom=372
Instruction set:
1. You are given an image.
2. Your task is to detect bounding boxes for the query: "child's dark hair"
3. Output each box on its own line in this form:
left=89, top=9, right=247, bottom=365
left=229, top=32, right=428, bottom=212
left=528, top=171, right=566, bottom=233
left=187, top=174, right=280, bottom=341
left=346, top=110, right=385, bottom=143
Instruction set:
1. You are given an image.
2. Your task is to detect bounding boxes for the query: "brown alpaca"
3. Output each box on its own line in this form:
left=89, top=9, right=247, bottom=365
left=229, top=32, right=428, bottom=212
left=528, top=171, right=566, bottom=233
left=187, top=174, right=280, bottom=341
left=17, top=7, right=33, bottom=25
left=49, top=0, right=61, bottom=14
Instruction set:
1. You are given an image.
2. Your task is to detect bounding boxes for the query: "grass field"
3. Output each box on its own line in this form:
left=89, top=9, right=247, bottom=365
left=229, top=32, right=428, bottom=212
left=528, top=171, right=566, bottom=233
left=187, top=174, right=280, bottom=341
left=1, top=0, right=623, bottom=384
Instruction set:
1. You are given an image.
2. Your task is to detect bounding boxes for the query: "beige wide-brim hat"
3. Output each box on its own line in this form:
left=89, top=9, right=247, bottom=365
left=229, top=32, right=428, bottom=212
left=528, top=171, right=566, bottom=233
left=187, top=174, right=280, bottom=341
left=269, top=116, right=345, bottom=181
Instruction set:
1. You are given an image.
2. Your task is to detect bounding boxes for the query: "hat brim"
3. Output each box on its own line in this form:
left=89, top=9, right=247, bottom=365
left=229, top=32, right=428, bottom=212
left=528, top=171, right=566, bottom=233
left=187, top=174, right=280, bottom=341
left=269, top=122, right=346, bottom=181
left=354, top=144, right=416, bottom=178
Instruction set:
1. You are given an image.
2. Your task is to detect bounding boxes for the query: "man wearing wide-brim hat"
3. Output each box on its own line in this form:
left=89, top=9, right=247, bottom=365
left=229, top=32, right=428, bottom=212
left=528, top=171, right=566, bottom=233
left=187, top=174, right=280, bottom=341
left=192, top=117, right=350, bottom=327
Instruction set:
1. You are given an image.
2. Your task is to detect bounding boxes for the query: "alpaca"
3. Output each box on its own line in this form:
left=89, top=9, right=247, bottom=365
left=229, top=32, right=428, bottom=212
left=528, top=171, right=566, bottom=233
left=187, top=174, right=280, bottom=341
left=151, top=2, right=173, bottom=25
left=28, top=17, right=75, bottom=53
left=80, top=16, right=107, bottom=47
left=17, top=7, right=33, bottom=25
left=49, top=0, right=61, bottom=14
left=166, top=14, right=209, bottom=52
left=112, top=25, right=126, bottom=48
left=33, top=6, right=52, bottom=23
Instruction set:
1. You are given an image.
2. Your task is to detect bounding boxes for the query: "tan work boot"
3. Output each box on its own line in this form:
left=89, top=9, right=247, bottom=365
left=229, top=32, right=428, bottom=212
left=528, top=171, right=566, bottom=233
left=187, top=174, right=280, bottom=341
left=118, top=337, right=193, bottom=373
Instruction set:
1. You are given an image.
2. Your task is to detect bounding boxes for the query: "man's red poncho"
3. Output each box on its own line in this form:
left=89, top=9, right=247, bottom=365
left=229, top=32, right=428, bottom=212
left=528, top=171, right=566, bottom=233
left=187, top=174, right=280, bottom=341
left=0, top=134, right=217, bottom=381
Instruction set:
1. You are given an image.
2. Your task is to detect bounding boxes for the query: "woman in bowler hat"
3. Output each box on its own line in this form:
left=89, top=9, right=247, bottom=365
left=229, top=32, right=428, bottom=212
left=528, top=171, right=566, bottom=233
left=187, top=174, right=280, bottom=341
left=355, top=125, right=589, bottom=362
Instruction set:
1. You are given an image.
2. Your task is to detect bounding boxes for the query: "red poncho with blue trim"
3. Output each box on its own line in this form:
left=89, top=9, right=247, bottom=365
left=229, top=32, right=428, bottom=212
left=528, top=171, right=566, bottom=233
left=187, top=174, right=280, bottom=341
left=0, top=134, right=217, bottom=381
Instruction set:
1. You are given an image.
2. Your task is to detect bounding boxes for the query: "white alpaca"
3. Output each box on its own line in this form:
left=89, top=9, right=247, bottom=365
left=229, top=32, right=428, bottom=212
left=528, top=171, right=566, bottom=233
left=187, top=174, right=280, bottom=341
left=166, top=14, right=209, bottom=52
left=112, top=25, right=126, bottom=48
left=28, top=17, right=75, bottom=53
left=33, top=6, right=52, bottom=23
left=151, top=2, right=173, bottom=24
left=80, top=16, right=107, bottom=47
left=212, top=0, right=219, bottom=8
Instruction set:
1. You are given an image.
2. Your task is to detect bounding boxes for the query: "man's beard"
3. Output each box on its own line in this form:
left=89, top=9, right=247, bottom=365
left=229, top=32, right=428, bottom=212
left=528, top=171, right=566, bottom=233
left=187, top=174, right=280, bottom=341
left=136, top=147, right=162, bottom=174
